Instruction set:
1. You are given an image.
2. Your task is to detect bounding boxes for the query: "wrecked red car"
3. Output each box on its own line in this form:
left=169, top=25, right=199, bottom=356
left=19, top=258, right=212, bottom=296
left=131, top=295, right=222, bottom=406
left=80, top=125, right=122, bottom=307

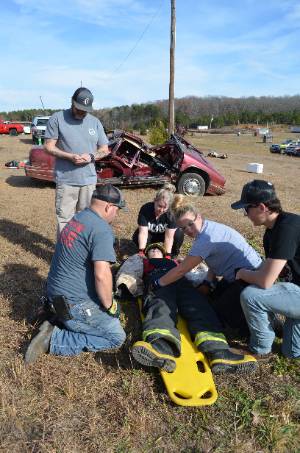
left=25, top=131, right=226, bottom=196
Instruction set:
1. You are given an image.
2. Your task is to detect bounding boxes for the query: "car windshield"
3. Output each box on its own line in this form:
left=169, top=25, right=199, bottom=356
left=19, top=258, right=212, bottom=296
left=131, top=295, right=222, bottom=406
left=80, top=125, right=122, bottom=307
left=37, top=119, right=49, bottom=126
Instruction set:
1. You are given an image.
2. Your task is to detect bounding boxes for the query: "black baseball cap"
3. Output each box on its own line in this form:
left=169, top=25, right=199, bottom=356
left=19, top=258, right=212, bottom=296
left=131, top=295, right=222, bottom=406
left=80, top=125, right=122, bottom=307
left=231, top=180, right=276, bottom=210
left=72, top=87, right=94, bottom=113
left=92, top=184, right=128, bottom=210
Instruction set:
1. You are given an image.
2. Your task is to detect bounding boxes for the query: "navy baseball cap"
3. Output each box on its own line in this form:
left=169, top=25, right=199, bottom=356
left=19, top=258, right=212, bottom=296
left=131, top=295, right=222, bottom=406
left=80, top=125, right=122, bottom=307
left=92, top=184, right=128, bottom=210
left=72, top=87, right=94, bottom=113
left=231, top=180, right=276, bottom=210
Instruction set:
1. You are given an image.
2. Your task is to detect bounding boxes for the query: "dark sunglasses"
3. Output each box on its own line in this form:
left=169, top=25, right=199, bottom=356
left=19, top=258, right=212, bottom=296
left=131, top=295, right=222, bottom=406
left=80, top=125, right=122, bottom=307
left=243, top=204, right=258, bottom=214
left=179, top=215, right=197, bottom=232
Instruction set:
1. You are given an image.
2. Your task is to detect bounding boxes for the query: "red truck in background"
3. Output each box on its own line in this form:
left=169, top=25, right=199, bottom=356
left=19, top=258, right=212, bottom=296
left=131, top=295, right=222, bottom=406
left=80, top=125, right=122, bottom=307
left=0, top=120, right=24, bottom=135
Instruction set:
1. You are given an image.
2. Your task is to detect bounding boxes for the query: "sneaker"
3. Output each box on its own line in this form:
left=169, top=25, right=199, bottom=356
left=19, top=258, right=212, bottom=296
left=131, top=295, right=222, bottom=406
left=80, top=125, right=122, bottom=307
left=208, top=349, right=258, bottom=374
left=131, top=341, right=176, bottom=373
left=25, top=321, right=54, bottom=364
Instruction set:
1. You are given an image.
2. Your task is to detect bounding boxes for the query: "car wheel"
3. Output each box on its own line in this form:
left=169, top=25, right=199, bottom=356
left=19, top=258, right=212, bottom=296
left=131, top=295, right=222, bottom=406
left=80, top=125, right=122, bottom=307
left=9, top=128, right=18, bottom=136
left=177, top=172, right=206, bottom=196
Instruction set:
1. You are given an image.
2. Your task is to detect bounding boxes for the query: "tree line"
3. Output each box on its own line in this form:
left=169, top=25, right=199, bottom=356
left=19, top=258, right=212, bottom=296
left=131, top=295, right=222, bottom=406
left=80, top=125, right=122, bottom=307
left=1, top=95, right=300, bottom=130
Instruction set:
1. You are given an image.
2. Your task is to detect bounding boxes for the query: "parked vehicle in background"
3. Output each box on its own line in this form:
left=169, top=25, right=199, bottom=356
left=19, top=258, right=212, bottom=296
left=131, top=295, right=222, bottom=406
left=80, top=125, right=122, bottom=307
left=25, top=130, right=226, bottom=196
left=269, top=139, right=295, bottom=154
left=0, top=120, right=24, bottom=135
left=285, top=145, right=300, bottom=157
left=31, top=116, right=50, bottom=144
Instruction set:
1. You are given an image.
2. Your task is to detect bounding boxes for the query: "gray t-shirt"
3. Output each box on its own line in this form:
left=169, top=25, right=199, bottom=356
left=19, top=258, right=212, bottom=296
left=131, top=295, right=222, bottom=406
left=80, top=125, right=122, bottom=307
left=47, top=208, right=116, bottom=304
left=45, top=108, right=108, bottom=186
left=189, top=219, right=262, bottom=282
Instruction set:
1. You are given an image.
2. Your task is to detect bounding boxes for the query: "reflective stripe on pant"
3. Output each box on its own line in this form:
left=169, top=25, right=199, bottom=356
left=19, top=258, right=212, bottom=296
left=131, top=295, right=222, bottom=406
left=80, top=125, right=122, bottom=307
left=142, top=278, right=226, bottom=355
left=142, top=291, right=181, bottom=354
left=194, top=331, right=228, bottom=352
left=143, top=328, right=181, bottom=349
left=55, top=183, right=96, bottom=233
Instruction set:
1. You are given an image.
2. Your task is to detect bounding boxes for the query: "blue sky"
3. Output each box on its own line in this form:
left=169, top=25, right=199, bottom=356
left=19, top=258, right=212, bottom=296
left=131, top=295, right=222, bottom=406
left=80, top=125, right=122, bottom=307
left=0, top=0, right=300, bottom=111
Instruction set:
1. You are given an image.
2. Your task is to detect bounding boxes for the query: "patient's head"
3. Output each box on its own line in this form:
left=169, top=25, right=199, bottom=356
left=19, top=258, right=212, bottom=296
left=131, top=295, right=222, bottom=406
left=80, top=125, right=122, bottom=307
left=145, top=243, right=166, bottom=259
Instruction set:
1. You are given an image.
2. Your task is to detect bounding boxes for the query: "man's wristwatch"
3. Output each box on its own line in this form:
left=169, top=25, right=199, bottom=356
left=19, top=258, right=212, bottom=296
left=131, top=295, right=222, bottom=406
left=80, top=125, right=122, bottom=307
left=152, top=279, right=162, bottom=290
left=89, top=153, right=95, bottom=163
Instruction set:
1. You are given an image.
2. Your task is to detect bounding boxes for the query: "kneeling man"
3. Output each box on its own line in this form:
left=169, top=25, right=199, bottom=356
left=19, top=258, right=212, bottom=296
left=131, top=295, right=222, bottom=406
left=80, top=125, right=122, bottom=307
left=232, top=180, right=300, bottom=359
left=25, top=184, right=127, bottom=363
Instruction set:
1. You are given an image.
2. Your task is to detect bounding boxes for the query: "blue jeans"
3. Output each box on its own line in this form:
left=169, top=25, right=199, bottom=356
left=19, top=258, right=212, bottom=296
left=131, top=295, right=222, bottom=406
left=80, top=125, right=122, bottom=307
left=240, top=283, right=300, bottom=358
left=49, top=300, right=126, bottom=356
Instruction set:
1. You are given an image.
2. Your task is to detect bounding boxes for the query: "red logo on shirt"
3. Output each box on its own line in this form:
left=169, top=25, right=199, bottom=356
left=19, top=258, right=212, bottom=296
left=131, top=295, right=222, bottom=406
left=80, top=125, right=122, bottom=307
left=61, top=219, right=85, bottom=248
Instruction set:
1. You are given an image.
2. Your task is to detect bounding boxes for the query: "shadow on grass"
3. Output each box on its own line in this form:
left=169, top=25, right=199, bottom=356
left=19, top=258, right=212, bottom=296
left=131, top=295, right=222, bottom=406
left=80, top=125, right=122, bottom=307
left=5, top=174, right=54, bottom=188
left=99, top=348, right=167, bottom=398
left=1, top=262, right=46, bottom=323
left=0, top=219, right=54, bottom=263
left=114, top=237, right=138, bottom=261
left=0, top=262, right=49, bottom=356
left=94, top=295, right=142, bottom=371
left=19, top=137, right=33, bottom=144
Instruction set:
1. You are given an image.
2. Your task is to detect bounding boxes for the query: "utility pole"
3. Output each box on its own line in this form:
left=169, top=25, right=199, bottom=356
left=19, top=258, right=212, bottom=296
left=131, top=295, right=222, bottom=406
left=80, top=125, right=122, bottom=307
left=168, top=0, right=176, bottom=135
left=39, top=96, right=45, bottom=110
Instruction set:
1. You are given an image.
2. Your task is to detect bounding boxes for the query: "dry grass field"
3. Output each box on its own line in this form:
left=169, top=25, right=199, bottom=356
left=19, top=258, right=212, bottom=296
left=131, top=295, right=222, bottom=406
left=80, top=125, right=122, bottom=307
left=0, top=130, right=299, bottom=453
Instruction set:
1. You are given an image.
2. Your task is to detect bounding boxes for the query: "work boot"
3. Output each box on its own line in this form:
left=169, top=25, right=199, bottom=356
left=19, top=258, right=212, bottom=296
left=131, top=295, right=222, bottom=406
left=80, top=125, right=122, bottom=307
left=231, top=346, right=274, bottom=362
left=25, top=321, right=54, bottom=364
left=131, top=341, right=176, bottom=373
left=207, top=349, right=258, bottom=374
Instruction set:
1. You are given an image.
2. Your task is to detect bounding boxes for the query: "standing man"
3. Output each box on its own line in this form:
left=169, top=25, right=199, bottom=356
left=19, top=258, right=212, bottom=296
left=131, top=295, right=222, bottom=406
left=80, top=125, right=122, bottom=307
left=44, top=87, right=109, bottom=233
left=231, top=180, right=300, bottom=359
left=25, top=184, right=127, bottom=363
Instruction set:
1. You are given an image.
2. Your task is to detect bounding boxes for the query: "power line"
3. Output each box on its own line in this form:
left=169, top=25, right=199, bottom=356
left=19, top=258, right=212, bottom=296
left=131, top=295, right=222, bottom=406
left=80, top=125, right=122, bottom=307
left=112, top=0, right=164, bottom=74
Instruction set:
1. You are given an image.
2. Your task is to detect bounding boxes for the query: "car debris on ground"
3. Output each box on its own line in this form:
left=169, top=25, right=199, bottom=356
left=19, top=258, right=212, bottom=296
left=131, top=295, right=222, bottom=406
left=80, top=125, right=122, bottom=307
left=5, top=159, right=29, bottom=168
left=207, top=151, right=228, bottom=159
